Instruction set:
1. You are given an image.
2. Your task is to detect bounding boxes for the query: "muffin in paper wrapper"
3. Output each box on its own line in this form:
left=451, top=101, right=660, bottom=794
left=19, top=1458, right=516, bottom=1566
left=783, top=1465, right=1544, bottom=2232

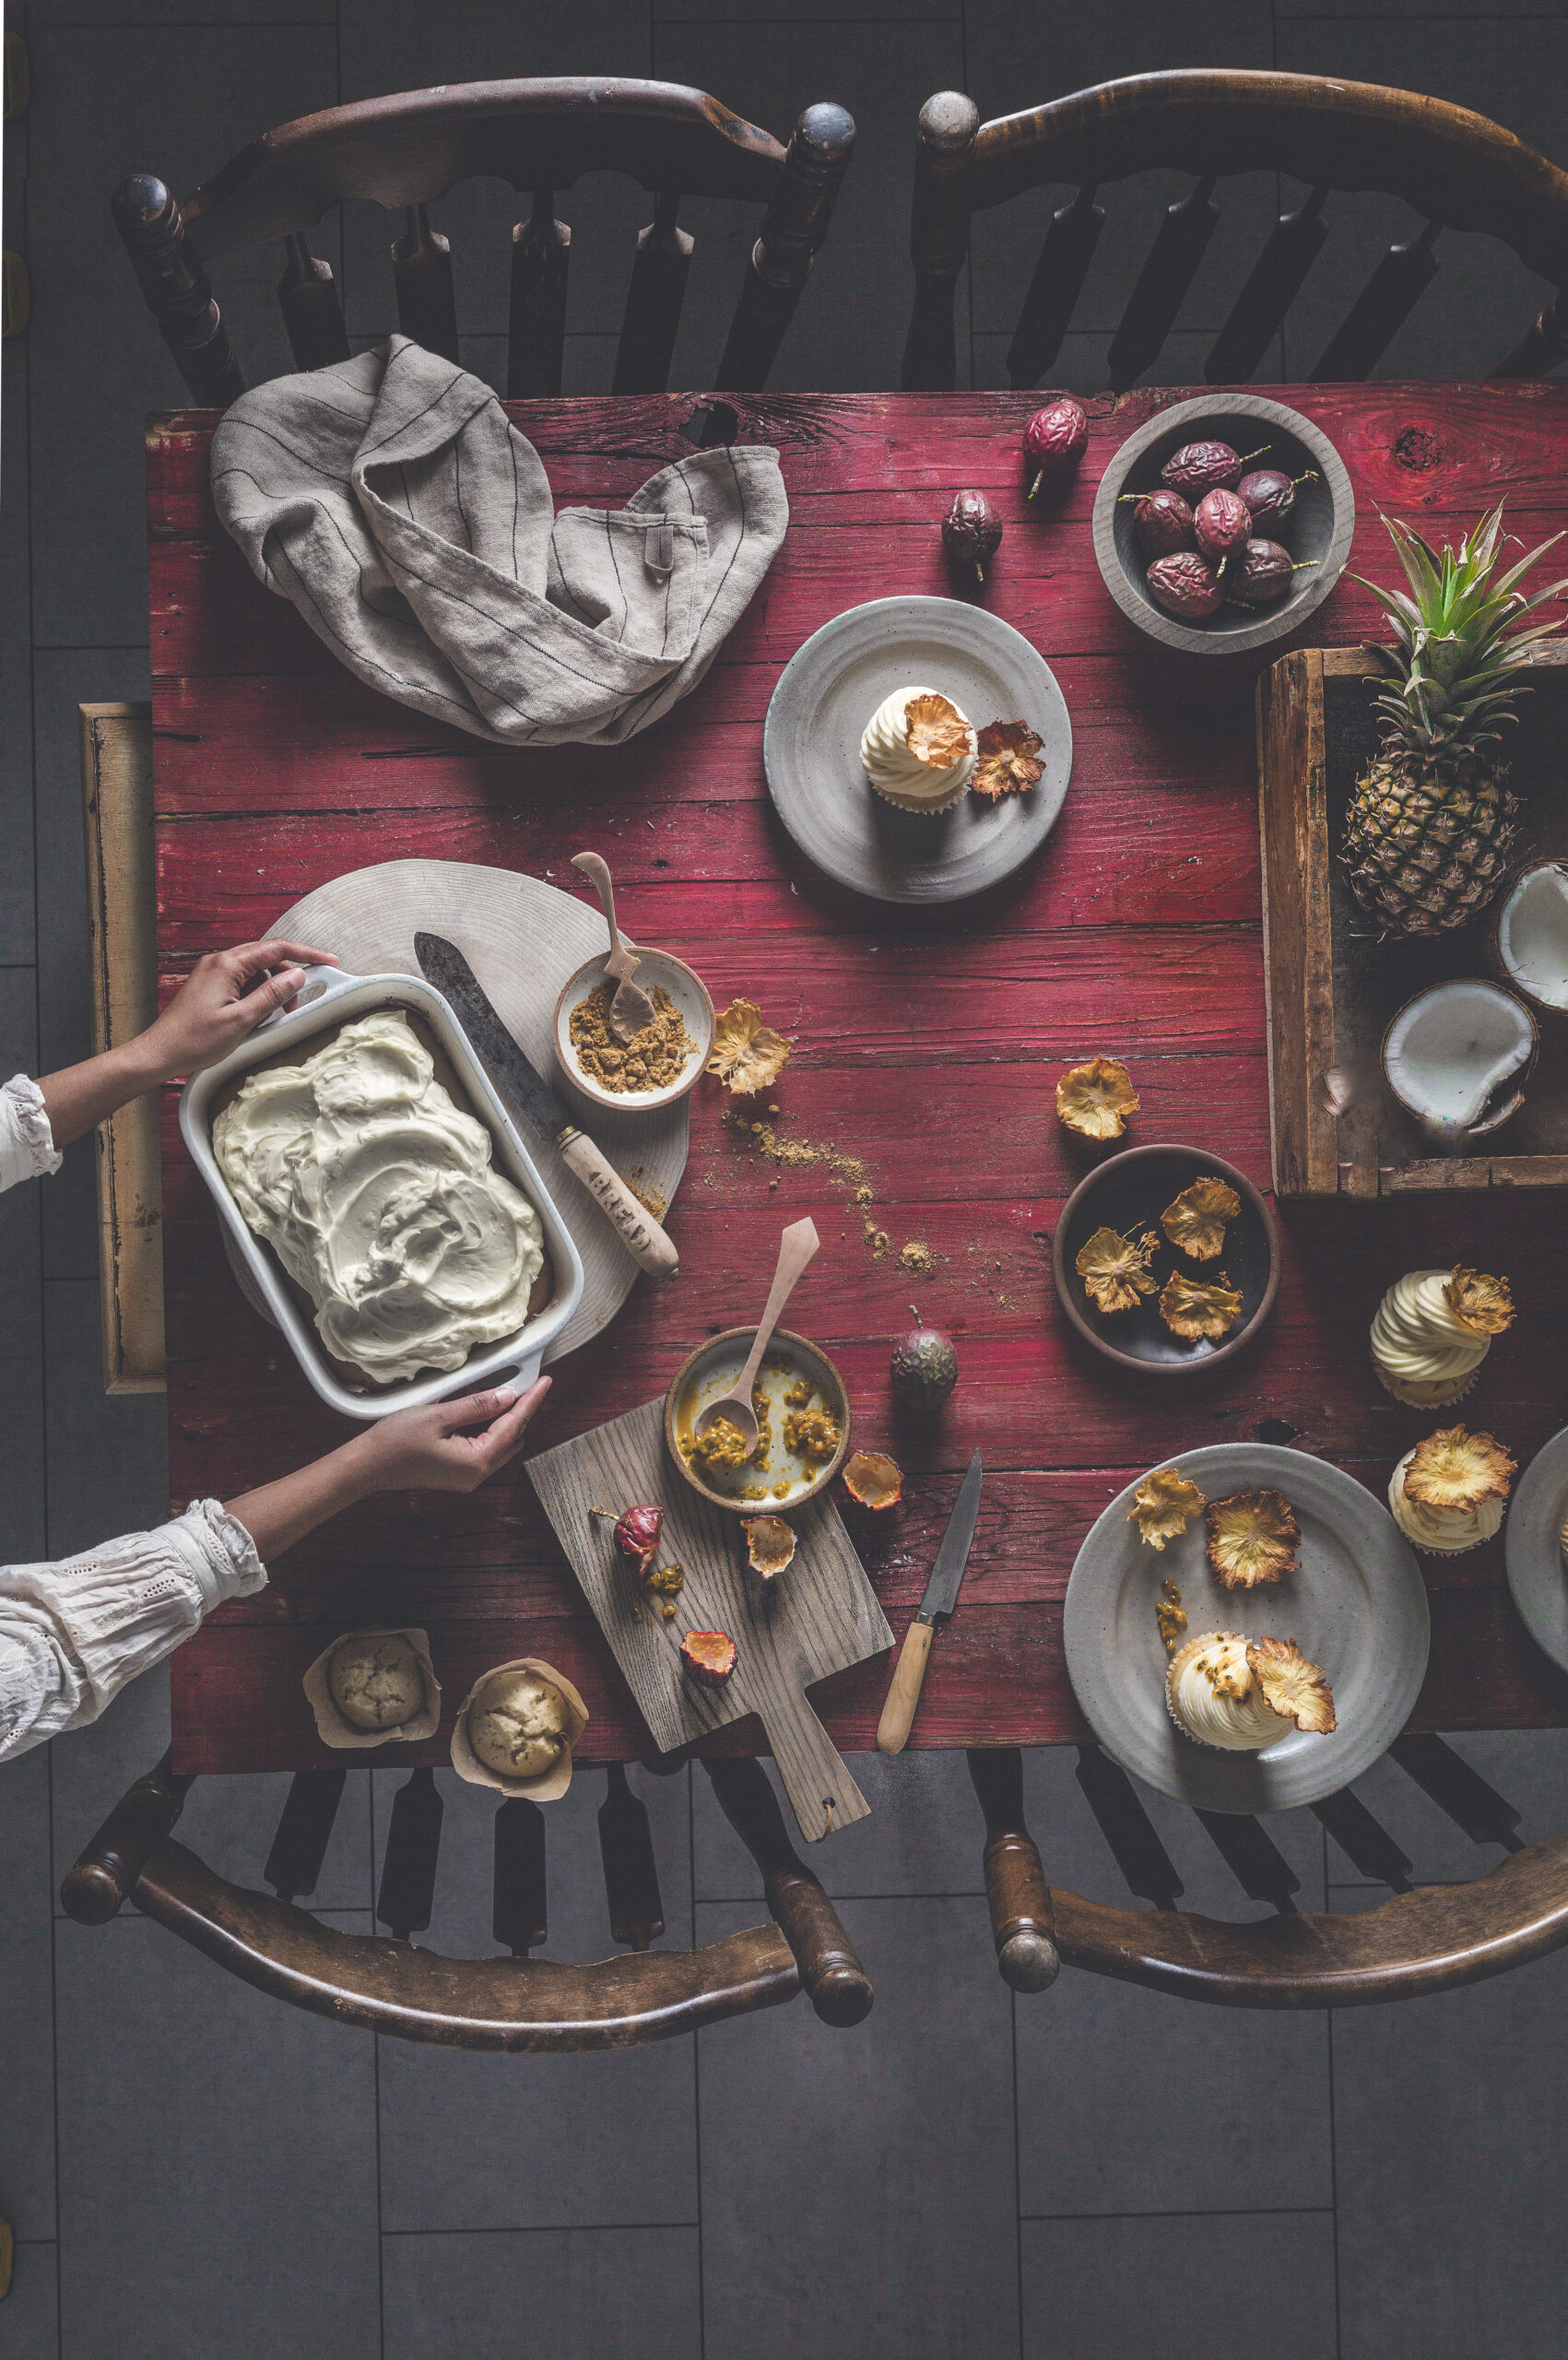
left=302, top=1626, right=441, bottom=1751
left=450, top=1656, right=590, bottom=1800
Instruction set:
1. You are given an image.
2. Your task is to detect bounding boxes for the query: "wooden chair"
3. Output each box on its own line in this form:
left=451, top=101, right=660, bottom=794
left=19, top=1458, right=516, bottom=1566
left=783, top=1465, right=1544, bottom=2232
left=902, top=70, right=1568, bottom=394
left=968, top=1736, right=1568, bottom=2007
left=63, top=1752, right=871, bottom=2049
left=112, top=77, right=855, bottom=409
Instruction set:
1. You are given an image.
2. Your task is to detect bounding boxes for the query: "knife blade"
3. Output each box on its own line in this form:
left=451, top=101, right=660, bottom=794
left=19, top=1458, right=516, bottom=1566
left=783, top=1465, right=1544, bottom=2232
left=876, top=1449, right=983, bottom=1754
left=414, top=930, right=678, bottom=1280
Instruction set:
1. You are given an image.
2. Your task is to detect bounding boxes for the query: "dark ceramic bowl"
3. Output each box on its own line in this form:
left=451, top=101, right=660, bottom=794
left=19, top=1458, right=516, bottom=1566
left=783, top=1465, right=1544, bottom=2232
left=1052, top=1143, right=1280, bottom=1375
left=1091, top=394, right=1354, bottom=656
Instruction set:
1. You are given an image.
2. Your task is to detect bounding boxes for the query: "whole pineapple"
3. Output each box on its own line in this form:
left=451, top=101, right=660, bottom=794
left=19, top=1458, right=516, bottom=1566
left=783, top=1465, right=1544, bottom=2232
left=1342, top=503, right=1568, bottom=934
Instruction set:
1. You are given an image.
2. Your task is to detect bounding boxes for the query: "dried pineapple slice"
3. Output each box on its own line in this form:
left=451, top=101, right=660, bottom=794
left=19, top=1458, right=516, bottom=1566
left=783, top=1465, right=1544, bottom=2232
left=1205, top=1487, right=1300, bottom=1588
left=1075, top=1224, right=1159, bottom=1313
left=1055, top=1056, right=1138, bottom=1141
left=1127, top=1466, right=1207, bottom=1550
left=904, top=692, right=973, bottom=772
left=1160, top=1175, right=1241, bottom=1261
left=1246, top=1636, right=1337, bottom=1734
left=1444, top=1267, right=1515, bottom=1336
left=1159, top=1268, right=1243, bottom=1341
left=972, top=720, right=1044, bottom=800
left=1403, top=1425, right=1515, bottom=1513
left=706, top=998, right=791, bottom=1094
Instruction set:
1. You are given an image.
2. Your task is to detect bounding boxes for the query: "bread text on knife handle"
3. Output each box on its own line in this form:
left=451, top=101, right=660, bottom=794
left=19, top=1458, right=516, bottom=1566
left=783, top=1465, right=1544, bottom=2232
left=556, top=1127, right=679, bottom=1280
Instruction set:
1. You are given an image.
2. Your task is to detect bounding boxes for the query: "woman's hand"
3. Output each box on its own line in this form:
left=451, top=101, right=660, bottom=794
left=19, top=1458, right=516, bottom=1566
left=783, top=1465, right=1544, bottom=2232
left=137, top=938, right=336, bottom=1080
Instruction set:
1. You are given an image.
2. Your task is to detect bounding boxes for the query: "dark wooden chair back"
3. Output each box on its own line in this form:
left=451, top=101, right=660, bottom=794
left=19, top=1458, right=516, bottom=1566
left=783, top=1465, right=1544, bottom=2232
left=63, top=1752, right=871, bottom=2050
left=112, top=77, right=855, bottom=409
left=902, top=70, right=1568, bottom=393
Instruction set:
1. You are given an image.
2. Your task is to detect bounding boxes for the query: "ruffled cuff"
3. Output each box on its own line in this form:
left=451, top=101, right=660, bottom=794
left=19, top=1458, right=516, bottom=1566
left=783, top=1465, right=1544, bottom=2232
left=0, top=1075, right=62, bottom=1189
left=161, top=1499, right=269, bottom=1611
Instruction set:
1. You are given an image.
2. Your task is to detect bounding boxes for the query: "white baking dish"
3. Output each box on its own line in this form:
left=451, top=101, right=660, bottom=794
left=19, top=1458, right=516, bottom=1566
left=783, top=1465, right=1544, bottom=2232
left=180, top=964, right=584, bottom=1422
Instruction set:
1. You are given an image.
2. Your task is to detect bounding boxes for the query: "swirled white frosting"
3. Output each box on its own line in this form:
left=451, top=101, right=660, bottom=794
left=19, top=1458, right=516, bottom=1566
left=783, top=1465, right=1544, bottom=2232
left=1370, top=1270, right=1489, bottom=1403
left=1387, top=1446, right=1504, bottom=1554
left=859, top=686, right=976, bottom=808
left=214, top=1009, right=543, bottom=1385
left=1166, top=1631, right=1291, bottom=1752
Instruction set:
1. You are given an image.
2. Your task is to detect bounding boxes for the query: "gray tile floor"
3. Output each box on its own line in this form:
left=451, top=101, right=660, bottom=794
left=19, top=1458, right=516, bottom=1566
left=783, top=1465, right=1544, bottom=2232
left=6, top=0, right=1568, bottom=2352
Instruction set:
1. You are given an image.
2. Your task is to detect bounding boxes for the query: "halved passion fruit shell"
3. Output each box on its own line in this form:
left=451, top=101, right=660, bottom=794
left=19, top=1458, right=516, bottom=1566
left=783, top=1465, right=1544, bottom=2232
left=743, top=1516, right=796, bottom=1579
left=843, top=1450, right=904, bottom=1509
left=681, top=1629, right=737, bottom=1686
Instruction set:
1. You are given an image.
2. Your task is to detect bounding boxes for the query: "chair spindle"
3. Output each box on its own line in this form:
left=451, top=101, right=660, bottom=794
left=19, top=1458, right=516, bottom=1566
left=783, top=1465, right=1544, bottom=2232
left=277, top=233, right=349, bottom=373
left=508, top=187, right=571, bottom=400
left=1390, top=1734, right=1524, bottom=1851
left=1194, top=1810, right=1300, bottom=1915
left=111, top=174, right=245, bottom=407
left=1312, top=1788, right=1413, bottom=1892
left=902, top=90, right=980, bottom=393
left=492, top=1797, right=548, bottom=1957
left=1074, top=1743, right=1184, bottom=1908
left=392, top=203, right=459, bottom=365
left=265, top=1766, right=348, bottom=1902
left=598, top=1762, right=666, bottom=1950
left=705, top=1755, right=872, bottom=2025
left=377, top=1765, right=443, bottom=1940
left=1205, top=185, right=1328, bottom=384
left=1006, top=183, right=1104, bottom=389
left=716, top=101, right=855, bottom=394
left=966, top=1748, right=1059, bottom=1992
left=1312, top=218, right=1439, bottom=382
left=1107, top=175, right=1219, bottom=394
left=1492, top=289, right=1568, bottom=379
left=613, top=191, right=693, bottom=397
left=61, top=1748, right=195, bottom=1924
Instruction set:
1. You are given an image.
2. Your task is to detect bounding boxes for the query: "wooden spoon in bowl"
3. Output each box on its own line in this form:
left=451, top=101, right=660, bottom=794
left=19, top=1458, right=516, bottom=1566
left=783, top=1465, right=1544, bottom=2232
left=694, top=1217, right=820, bottom=1455
left=572, top=851, right=655, bottom=1044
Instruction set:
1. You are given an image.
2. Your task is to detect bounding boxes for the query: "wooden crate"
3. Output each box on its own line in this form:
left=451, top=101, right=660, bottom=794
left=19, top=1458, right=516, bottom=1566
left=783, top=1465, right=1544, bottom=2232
left=1257, top=645, right=1568, bottom=1198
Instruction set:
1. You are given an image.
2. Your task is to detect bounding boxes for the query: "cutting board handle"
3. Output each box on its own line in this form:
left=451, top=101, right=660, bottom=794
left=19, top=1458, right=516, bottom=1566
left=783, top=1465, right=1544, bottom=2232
left=762, top=1684, right=870, bottom=1845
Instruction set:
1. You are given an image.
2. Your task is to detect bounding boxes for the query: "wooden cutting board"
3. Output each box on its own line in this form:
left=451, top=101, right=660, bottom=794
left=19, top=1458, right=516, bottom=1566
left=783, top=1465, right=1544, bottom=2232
left=527, top=1399, right=894, bottom=1843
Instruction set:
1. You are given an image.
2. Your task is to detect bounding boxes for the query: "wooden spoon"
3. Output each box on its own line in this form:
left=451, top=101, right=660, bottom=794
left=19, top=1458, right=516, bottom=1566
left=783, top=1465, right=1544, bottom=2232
left=694, top=1216, right=820, bottom=1455
left=572, top=851, right=655, bottom=1044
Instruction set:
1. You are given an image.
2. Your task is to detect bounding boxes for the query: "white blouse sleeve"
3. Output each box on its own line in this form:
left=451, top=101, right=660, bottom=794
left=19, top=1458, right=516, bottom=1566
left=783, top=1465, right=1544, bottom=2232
left=0, top=1074, right=62, bottom=1191
left=0, top=1501, right=267, bottom=1763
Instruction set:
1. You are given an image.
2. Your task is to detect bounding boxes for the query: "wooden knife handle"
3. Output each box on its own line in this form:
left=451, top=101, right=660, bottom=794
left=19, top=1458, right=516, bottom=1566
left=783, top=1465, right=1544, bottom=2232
left=876, top=1618, right=933, bottom=1755
left=558, top=1127, right=678, bottom=1279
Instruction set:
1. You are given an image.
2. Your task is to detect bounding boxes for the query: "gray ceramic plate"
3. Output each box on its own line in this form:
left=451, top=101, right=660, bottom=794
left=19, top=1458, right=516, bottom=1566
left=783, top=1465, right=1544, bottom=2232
left=1063, top=1443, right=1430, bottom=1813
left=1505, top=1424, right=1568, bottom=1672
left=762, top=596, right=1072, bottom=904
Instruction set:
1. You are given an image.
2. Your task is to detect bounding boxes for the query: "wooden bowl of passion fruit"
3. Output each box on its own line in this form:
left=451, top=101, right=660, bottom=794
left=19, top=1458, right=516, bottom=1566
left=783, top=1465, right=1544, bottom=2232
left=665, top=1327, right=851, bottom=1515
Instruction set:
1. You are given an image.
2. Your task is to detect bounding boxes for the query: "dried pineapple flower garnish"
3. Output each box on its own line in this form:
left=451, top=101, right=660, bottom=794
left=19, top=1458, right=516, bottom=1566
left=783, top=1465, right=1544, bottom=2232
left=1444, top=1267, right=1515, bottom=1337
left=1160, top=1175, right=1241, bottom=1262
left=1403, top=1425, right=1516, bottom=1513
left=1076, top=1224, right=1159, bottom=1313
left=1056, top=1056, right=1139, bottom=1141
left=706, top=998, right=791, bottom=1094
left=1128, top=1466, right=1207, bottom=1550
left=904, top=692, right=973, bottom=773
left=1205, top=1487, right=1300, bottom=1588
left=1246, top=1636, right=1337, bottom=1735
left=1159, top=1268, right=1243, bottom=1342
left=971, top=720, right=1044, bottom=801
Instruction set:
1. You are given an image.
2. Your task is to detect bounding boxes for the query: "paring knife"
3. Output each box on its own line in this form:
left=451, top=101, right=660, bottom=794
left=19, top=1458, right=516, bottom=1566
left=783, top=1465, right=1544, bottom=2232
left=876, top=1447, right=983, bottom=1755
left=414, top=931, right=678, bottom=1281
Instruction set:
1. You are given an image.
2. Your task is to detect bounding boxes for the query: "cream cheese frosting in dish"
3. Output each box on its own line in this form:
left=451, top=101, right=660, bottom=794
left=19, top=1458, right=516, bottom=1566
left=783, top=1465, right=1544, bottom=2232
left=1369, top=1269, right=1491, bottom=1406
left=859, top=685, right=976, bottom=811
left=213, top=1009, right=544, bottom=1385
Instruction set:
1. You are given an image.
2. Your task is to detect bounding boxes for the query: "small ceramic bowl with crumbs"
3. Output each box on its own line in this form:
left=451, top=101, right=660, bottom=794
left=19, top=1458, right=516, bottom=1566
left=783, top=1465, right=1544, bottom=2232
left=553, top=944, right=714, bottom=1115
left=665, top=1326, right=852, bottom=1515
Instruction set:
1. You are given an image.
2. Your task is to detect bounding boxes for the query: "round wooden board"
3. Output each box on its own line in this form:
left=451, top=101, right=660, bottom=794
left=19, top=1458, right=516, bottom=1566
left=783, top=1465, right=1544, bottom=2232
left=272, top=858, right=690, bottom=1365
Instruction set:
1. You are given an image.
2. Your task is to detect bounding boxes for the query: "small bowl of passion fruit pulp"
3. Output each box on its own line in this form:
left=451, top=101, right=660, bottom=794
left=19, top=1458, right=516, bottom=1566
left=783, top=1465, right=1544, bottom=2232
left=665, top=1327, right=851, bottom=1515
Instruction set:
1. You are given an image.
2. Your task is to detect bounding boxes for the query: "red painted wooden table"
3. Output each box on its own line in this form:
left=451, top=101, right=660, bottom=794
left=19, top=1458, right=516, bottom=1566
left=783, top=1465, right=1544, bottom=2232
left=151, top=384, right=1568, bottom=1776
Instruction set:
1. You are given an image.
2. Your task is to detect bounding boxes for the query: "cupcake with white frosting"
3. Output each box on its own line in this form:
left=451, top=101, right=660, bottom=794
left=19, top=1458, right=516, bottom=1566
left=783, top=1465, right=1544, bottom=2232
left=1165, top=1630, right=1335, bottom=1752
left=1369, top=1266, right=1513, bottom=1407
left=1387, top=1424, right=1515, bottom=1554
left=859, top=686, right=976, bottom=813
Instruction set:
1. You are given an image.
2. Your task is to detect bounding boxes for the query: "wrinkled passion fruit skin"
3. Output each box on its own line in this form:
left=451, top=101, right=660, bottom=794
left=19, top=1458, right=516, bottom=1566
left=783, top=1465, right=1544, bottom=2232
left=612, top=1504, right=664, bottom=1575
left=1161, top=440, right=1245, bottom=499
left=1146, top=549, right=1223, bottom=620
left=1226, top=537, right=1300, bottom=609
left=1126, top=488, right=1195, bottom=558
left=1023, top=396, right=1089, bottom=495
left=1235, top=466, right=1311, bottom=532
left=1193, top=488, right=1252, bottom=567
left=942, top=489, right=1003, bottom=584
left=890, top=1327, right=959, bottom=1412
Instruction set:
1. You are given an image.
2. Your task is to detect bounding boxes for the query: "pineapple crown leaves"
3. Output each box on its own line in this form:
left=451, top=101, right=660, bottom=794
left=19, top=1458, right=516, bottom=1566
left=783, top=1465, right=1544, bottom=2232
left=1352, top=504, right=1568, bottom=755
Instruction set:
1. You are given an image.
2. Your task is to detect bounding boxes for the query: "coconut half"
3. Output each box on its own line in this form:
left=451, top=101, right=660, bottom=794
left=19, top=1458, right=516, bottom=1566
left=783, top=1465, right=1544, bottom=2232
left=1494, top=860, right=1568, bottom=1013
left=1383, top=980, right=1538, bottom=1136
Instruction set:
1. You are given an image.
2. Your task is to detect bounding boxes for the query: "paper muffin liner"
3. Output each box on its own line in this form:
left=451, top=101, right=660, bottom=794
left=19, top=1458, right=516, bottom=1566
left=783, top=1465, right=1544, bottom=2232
left=1373, top=1362, right=1480, bottom=1409
left=1385, top=1457, right=1498, bottom=1554
left=450, top=1656, right=589, bottom=1800
left=866, top=767, right=972, bottom=817
left=303, top=1626, right=441, bottom=1750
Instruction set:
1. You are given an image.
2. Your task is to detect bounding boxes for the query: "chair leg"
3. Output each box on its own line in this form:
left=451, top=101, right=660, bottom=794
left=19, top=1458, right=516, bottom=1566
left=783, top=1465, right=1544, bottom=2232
left=62, top=1749, right=195, bottom=1924
left=715, top=101, right=855, bottom=394
left=112, top=174, right=245, bottom=407
left=900, top=92, right=978, bottom=394
left=704, top=1755, right=872, bottom=2026
left=966, top=1748, right=1059, bottom=1993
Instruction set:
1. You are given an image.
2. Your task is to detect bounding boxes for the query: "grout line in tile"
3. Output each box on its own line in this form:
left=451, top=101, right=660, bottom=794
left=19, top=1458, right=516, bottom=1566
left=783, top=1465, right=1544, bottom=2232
left=1009, top=1988, right=1023, bottom=2360
left=381, top=2220, right=701, bottom=2237
left=690, top=1762, right=706, bottom=2360
left=1019, top=2204, right=1338, bottom=2223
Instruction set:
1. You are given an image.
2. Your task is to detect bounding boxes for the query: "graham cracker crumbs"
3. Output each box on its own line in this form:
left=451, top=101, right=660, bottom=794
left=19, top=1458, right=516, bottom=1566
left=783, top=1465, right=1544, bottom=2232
left=626, top=1168, right=668, bottom=1221
left=722, top=1106, right=925, bottom=1269
left=899, top=1241, right=935, bottom=1275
